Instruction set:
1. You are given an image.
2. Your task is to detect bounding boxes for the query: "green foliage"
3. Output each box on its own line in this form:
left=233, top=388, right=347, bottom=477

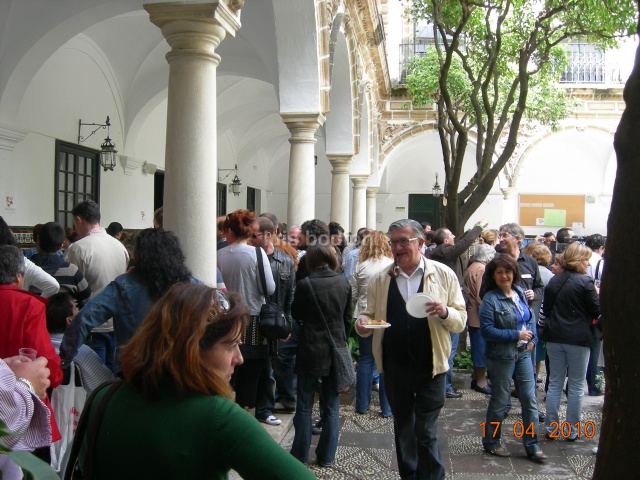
left=404, top=0, right=637, bottom=233
left=453, top=348, right=474, bottom=370
left=0, top=419, right=59, bottom=479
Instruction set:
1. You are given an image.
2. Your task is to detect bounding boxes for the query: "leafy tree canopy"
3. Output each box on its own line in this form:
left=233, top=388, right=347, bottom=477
left=404, top=0, right=637, bottom=234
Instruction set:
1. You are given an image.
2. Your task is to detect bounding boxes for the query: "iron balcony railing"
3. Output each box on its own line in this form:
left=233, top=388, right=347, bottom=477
left=399, top=41, right=625, bottom=86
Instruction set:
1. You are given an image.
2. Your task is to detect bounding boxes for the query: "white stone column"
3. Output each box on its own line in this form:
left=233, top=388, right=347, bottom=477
left=281, top=113, right=325, bottom=227
left=501, top=187, right=519, bottom=225
left=366, top=187, right=378, bottom=230
left=145, top=1, right=242, bottom=285
left=351, top=175, right=368, bottom=233
left=327, top=154, right=352, bottom=233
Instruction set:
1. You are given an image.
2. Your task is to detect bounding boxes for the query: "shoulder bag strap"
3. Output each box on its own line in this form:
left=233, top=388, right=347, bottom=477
left=547, top=274, right=572, bottom=313
left=64, top=379, right=125, bottom=480
left=305, top=277, right=340, bottom=350
left=595, top=259, right=603, bottom=281
left=256, top=246, right=268, bottom=300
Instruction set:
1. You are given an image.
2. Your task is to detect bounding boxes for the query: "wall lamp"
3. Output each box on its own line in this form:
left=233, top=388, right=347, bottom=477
left=218, top=164, right=242, bottom=196
left=78, top=116, right=117, bottom=171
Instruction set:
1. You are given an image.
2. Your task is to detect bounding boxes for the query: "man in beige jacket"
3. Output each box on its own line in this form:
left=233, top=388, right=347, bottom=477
left=355, top=219, right=466, bottom=480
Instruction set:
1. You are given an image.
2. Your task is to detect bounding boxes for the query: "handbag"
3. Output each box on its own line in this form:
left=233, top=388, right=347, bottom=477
left=305, top=277, right=356, bottom=392
left=50, top=363, right=86, bottom=474
left=256, top=247, right=291, bottom=341
left=64, top=379, right=125, bottom=480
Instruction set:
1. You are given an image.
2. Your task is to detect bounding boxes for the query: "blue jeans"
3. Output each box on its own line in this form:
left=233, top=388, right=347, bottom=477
left=545, top=342, right=589, bottom=439
left=468, top=327, right=486, bottom=368
left=586, top=337, right=603, bottom=395
left=484, top=350, right=542, bottom=455
left=290, top=373, right=340, bottom=466
left=355, top=335, right=391, bottom=417
left=446, top=331, right=459, bottom=392
left=274, top=321, right=300, bottom=407
left=91, top=332, right=116, bottom=371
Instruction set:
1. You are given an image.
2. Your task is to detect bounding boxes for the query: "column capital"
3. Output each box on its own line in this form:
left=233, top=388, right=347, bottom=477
left=0, top=122, right=28, bottom=151
left=366, top=187, right=379, bottom=198
left=145, top=1, right=242, bottom=58
left=500, top=186, right=518, bottom=200
left=350, top=175, right=368, bottom=188
left=326, top=154, right=352, bottom=173
left=281, top=113, right=325, bottom=144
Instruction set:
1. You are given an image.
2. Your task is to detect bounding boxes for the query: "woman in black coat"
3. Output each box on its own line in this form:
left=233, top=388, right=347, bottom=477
left=543, top=243, right=600, bottom=441
left=290, top=244, right=352, bottom=467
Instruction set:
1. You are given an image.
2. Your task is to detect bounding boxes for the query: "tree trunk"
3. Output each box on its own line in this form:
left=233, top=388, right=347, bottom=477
left=593, top=8, right=640, bottom=478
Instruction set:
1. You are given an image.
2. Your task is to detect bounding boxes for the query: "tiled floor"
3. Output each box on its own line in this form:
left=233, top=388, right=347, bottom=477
left=274, top=372, right=604, bottom=480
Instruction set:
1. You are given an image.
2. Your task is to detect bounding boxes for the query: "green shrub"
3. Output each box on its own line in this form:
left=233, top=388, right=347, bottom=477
left=453, top=348, right=474, bottom=370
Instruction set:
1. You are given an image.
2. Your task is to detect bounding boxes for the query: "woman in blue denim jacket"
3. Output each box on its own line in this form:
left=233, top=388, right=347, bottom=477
left=479, top=254, right=547, bottom=463
left=60, top=228, right=201, bottom=373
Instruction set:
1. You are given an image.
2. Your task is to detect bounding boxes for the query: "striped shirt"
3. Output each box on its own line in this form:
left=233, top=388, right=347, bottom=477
left=50, top=334, right=114, bottom=393
left=30, top=253, right=91, bottom=304
left=0, top=359, right=51, bottom=480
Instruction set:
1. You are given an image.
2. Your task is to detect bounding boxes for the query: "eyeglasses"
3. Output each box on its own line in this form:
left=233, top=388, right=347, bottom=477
left=388, top=237, right=418, bottom=247
left=251, top=233, right=264, bottom=239
left=498, top=233, right=512, bottom=239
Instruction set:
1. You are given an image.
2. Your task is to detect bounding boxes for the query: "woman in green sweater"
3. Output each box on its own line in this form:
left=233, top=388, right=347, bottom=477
left=72, top=283, right=316, bottom=480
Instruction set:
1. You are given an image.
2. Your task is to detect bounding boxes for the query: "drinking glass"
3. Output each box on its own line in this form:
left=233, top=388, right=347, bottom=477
left=18, top=348, right=37, bottom=361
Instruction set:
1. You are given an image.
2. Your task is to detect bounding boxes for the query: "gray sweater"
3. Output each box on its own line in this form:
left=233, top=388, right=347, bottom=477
left=217, top=243, right=275, bottom=315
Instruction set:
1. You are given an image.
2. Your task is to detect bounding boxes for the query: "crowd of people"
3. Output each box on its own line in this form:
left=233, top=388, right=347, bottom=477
left=0, top=204, right=606, bottom=479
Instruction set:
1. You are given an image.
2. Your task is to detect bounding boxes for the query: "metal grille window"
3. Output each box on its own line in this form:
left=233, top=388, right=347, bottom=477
left=55, top=140, right=100, bottom=229
left=217, top=182, right=227, bottom=217
left=559, top=43, right=622, bottom=84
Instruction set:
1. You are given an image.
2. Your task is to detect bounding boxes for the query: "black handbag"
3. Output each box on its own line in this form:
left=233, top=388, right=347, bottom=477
left=305, top=277, right=356, bottom=392
left=256, top=247, right=291, bottom=341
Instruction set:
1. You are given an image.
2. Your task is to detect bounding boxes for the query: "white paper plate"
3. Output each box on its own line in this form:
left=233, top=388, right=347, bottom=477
left=363, top=323, right=391, bottom=329
left=406, top=293, right=435, bottom=318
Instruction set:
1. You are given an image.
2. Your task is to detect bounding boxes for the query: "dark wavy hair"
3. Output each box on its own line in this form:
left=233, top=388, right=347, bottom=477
left=305, top=244, right=338, bottom=272
left=480, top=253, right=521, bottom=298
left=131, top=228, right=192, bottom=300
left=0, top=217, right=19, bottom=247
left=120, top=283, right=249, bottom=399
left=224, top=209, right=255, bottom=240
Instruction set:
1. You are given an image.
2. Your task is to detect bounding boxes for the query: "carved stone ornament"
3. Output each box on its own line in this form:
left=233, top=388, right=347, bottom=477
left=382, top=122, right=414, bottom=143
left=224, top=0, right=243, bottom=14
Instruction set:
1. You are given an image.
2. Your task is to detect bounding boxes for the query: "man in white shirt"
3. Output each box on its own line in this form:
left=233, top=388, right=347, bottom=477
left=65, top=200, right=129, bottom=370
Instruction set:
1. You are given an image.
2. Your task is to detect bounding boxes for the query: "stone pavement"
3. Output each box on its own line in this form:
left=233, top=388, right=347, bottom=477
left=234, top=371, right=604, bottom=480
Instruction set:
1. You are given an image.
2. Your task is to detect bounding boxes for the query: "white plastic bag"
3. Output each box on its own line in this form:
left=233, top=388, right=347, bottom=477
left=50, top=363, right=87, bottom=474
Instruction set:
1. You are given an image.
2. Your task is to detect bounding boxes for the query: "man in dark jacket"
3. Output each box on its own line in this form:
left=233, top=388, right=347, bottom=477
left=430, top=219, right=487, bottom=398
left=250, top=217, right=297, bottom=412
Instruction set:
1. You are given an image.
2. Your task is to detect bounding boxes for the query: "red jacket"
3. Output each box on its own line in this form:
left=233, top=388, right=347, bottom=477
left=0, top=284, right=63, bottom=441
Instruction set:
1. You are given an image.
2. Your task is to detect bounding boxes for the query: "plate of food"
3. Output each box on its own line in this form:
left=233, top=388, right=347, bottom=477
left=363, top=319, right=391, bottom=329
left=405, top=293, right=435, bottom=318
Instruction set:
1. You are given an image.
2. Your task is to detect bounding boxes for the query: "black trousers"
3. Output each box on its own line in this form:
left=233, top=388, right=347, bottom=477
left=233, top=356, right=276, bottom=420
left=384, top=359, right=446, bottom=480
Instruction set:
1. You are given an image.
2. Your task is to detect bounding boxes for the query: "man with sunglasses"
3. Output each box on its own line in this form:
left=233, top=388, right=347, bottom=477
left=355, top=219, right=466, bottom=480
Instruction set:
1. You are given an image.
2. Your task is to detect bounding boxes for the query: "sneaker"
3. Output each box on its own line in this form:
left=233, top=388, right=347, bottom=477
left=259, top=415, right=282, bottom=426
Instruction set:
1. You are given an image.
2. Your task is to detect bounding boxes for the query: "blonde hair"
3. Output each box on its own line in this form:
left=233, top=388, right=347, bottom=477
left=561, top=243, right=591, bottom=274
left=530, top=244, right=552, bottom=267
left=358, top=231, right=392, bottom=263
left=480, top=229, right=498, bottom=246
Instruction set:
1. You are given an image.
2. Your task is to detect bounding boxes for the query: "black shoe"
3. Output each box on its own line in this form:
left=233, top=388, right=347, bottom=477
left=312, top=419, right=322, bottom=435
left=446, top=389, right=463, bottom=399
left=272, top=402, right=295, bottom=413
left=484, top=447, right=511, bottom=457
left=538, top=414, right=545, bottom=423
left=528, top=451, right=548, bottom=463
left=471, top=380, right=491, bottom=395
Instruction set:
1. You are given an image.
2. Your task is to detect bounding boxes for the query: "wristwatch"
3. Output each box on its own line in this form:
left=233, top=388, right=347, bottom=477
left=16, top=377, right=37, bottom=396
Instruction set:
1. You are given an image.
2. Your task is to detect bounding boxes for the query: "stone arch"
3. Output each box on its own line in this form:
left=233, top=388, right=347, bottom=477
left=0, top=3, right=138, bottom=119
left=273, top=0, right=324, bottom=114
left=325, top=12, right=358, bottom=156
left=513, top=122, right=616, bottom=189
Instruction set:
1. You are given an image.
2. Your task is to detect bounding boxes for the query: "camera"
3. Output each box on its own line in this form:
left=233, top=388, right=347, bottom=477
left=552, top=236, right=587, bottom=253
